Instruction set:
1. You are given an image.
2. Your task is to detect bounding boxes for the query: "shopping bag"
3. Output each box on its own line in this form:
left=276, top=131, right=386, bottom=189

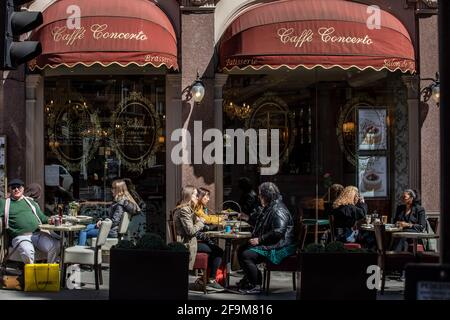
left=24, top=263, right=60, bottom=292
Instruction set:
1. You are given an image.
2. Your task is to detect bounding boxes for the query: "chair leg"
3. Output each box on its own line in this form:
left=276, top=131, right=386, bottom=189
left=266, top=270, right=271, bottom=295
left=94, top=263, right=99, bottom=290
left=203, top=269, right=207, bottom=294
left=381, top=269, right=386, bottom=295
left=292, top=272, right=296, bottom=291
left=262, top=269, right=266, bottom=291
left=98, top=264, right=103, bottom=285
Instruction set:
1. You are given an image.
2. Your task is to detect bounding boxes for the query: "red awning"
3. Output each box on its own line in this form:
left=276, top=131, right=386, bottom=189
left=29, top=0, right=178, bottom=70
left=219, top=0, right=415, bottom=73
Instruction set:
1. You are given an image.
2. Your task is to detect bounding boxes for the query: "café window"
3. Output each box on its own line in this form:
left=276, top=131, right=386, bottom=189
left=43, top=76, right=166, bottom=238
left=223, top=69, right=396, bottom=224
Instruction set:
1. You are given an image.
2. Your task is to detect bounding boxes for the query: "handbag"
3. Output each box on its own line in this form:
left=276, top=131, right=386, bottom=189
left=24, top=263, right=60, bottom=292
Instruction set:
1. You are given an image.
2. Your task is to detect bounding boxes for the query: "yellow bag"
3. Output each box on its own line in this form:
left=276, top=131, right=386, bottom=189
left=24, top=264, right=60, bottom=292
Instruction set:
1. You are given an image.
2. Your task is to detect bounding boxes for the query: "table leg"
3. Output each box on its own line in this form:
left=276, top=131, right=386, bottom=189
left=60, top=232, right=66, bottom=288
left=413, top=239, right=418, bottom=257
left=224, top=239, right=232, bottom=288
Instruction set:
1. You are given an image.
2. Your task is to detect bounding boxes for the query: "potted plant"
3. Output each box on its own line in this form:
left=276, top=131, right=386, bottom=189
left=109, top=233, right=189, bottom=300
left=297, top=241, right=378, bottom=300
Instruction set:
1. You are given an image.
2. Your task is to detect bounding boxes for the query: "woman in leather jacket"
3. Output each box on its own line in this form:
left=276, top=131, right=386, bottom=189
left=237, top=182, right=295, bottom=294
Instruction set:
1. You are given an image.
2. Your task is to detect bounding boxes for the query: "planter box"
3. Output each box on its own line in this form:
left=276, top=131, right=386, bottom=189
left=298, top=252, right=378, bottom=300
left=109, top=248, right=189, bottom=300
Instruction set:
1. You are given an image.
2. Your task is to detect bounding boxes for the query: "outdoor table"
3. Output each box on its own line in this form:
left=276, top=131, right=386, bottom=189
left=224, top=220, right=251, bottom=230
left=39, top=223, right=87, bottom=286
left=62, top=215, right=94, bottom=225
left=391, top=232, right=439, bottom=256
left=204, top=231, right=252, bottom=288
left=360, top=224, right=402, bottom=232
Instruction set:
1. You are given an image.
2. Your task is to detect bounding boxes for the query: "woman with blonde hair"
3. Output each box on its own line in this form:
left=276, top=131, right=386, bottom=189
left=332, top=186, right=367, bottom=243
left=78, top=179, right=140, bottom=245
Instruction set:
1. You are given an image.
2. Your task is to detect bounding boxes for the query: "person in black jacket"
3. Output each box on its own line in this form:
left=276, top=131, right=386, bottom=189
left=78, top=179, right=140, bottom=245
left=393, top=189, right=427, bottom=251
left=332, top=186, right=368, bottom=243
left=237, top=177, right=260, bottom=226
left=237, top=182, right=295, bottom=294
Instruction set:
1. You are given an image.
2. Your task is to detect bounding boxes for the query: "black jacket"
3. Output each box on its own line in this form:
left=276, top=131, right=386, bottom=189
left=393, top=204, right=426, bottom=233
left=239, top=190, right=260, bottom=218
left=252, top=198, right=295, bottom=250
left=332, top=202, right=368, bottom=241
left=108, top=199, right=138, bottom=237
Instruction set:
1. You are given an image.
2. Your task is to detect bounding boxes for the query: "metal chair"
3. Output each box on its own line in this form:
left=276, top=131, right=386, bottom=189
left=262, top=223, right=308, bottom=295
left=373, top=223, right=415, bottom=294
left=63, top=219, right=112, bottom=290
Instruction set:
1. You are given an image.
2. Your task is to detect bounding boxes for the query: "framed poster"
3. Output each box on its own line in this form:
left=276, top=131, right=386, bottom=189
left=358, top=156, right=388, bottom=198
left=358, top=108, right=387, bottom=150
left=0, top=136, right=6, bottom=198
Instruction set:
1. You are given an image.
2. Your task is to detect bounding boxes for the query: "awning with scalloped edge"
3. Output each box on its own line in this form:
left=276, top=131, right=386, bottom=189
left=29, top=0, right=178, bottom=70
left=219, top=0, right=415, bottom=73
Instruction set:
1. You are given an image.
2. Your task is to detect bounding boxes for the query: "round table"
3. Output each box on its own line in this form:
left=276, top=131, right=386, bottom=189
left=39, top=223, right=87, bottom=287
left=391, top=232, right=439, bottom=256
left=204, top=231, right=252, bottom=287
left=360, top=224, right=402, bottom=232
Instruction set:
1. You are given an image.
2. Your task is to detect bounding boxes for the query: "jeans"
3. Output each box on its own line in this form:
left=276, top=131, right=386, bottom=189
left=197, top=242, right=223, bottom=279
left=78, top=224, right=99, bottom=246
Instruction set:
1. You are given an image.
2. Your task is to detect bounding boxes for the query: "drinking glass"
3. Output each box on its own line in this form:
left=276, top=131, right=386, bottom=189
left=382, top=215, right=388, bottom=224
left=365, top=215, right=372, bottom=225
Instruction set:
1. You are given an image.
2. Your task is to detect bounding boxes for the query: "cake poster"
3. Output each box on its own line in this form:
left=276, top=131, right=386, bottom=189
left=358, top=108, right=387, bottom=150
left=358, top=156, right=387, bottom=198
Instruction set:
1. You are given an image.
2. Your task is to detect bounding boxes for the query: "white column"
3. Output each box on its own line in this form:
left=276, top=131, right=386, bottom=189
left=165, top=74, right=182, bottom=242
left=25, top=74, right=45, bottom=208
left=214, top=73, right=228, bottom=212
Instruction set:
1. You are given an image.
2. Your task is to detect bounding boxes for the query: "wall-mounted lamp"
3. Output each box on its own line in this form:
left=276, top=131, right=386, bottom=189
left=191, top=71, right=205, bottom=104
left=343, top=121, right=355, bottom=137
left=421, top=72, right=440, bottom=107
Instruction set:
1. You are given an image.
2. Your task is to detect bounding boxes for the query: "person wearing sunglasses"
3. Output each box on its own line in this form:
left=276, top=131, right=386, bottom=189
left=0, top=178, right=60, bottom=264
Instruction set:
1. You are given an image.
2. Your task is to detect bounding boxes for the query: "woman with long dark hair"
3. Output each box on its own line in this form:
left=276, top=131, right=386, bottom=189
left=193, top=187, right=225, bottom=291
left=393, top=189, right=427, bottom=251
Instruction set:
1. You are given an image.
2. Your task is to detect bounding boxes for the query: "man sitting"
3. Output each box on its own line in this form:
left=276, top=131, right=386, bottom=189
left=0, top=179, right=60, bottom=264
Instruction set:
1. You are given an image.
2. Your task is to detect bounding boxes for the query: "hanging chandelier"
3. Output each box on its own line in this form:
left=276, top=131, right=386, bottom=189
left=223, top=101, right=253, bottom=120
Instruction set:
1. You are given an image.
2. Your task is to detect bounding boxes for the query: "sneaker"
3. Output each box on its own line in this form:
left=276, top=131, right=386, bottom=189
left=190, top=277, right=205, bottom=291
left=207, top=280, right=225, bottom=292
left=239, top=284, right=262, bottom=294
left=236, top=276, right=250, bottom=289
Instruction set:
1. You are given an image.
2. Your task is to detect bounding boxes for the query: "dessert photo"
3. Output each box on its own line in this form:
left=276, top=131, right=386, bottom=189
left=358, top=109, right=387, bottom=150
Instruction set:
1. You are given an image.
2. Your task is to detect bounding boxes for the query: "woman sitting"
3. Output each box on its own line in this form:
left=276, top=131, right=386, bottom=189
left=195, top=187, right=226, bottom=227
left=332, top=186, right=367, bottom=243
left=173, top=186, right=224, bottom=291
left=237, top=182, right=296, bottom=294
left=78, top=179, right=140, bottom=245
left=393, top=189, right=427, bottom=251
left=193, top=187, right=225, bottom=291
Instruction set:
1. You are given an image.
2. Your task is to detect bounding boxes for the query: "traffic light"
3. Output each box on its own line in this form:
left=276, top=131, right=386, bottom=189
left=1, top=0, right=43, bottom=70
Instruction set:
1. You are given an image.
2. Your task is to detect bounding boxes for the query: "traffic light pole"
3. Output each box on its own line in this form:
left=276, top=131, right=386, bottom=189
left=439, top=0, right=450, bottom=264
